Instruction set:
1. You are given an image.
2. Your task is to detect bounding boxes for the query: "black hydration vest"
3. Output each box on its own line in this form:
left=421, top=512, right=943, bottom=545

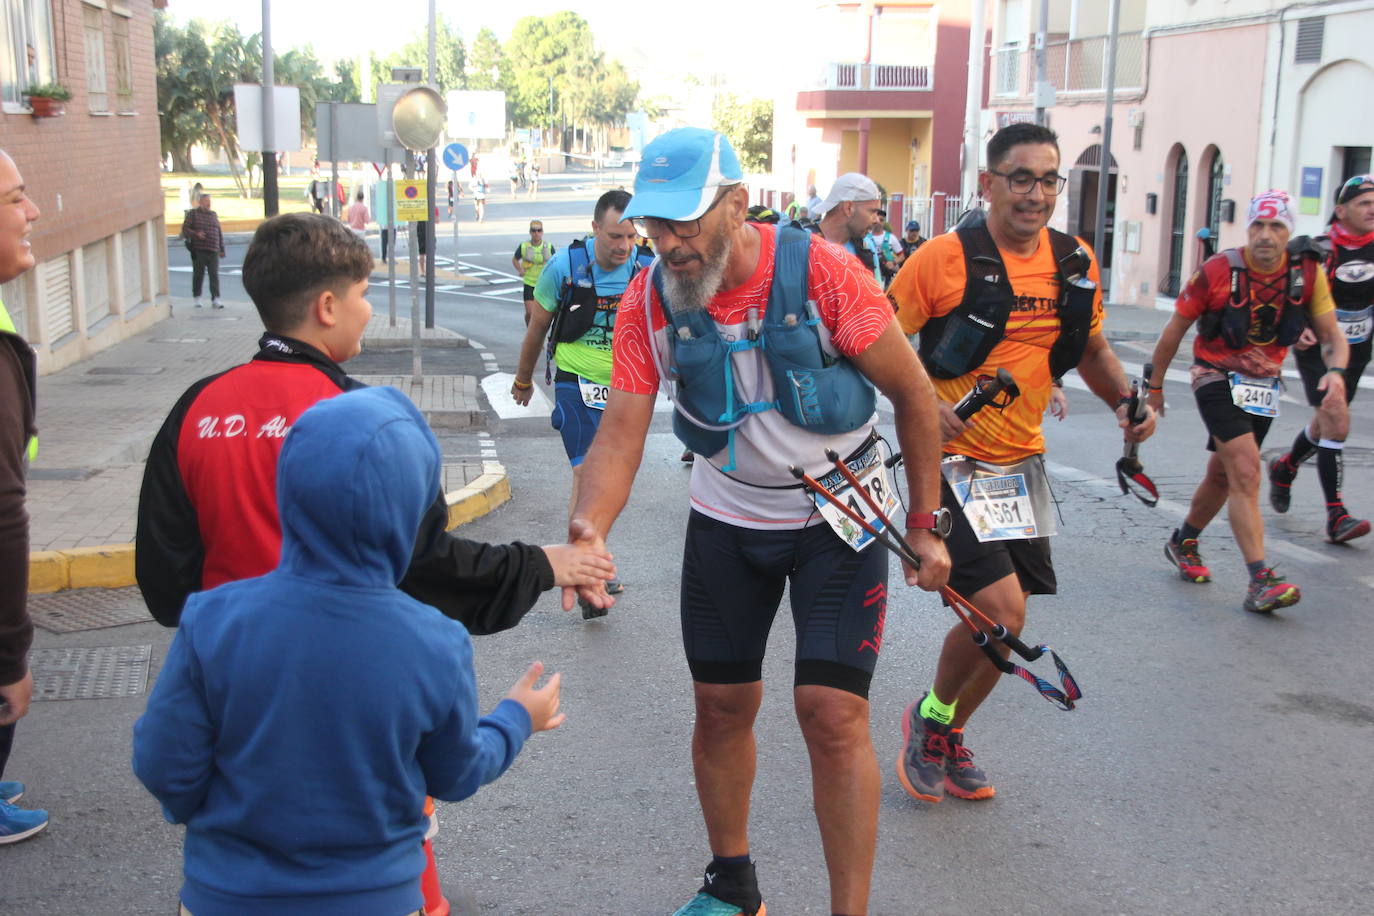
left=547, top=239, right=655, bottom=345
left=1196, top=239, right=1318, bottom=350
left=918, top=226, right=1096, bottom=381
left=1324, top=236, right=1374, bottom=311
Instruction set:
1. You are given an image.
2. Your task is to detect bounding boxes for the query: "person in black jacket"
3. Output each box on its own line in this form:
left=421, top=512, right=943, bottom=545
left=0, top=148, right=49, bottom=844
left=135, top=213, right=614, bottom=631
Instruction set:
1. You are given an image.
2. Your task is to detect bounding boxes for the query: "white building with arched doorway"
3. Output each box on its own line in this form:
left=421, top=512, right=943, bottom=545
left=986, top=0, right=1373, bottom=308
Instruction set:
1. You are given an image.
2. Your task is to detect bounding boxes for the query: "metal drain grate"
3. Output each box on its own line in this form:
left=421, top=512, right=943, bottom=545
left=28, top=645, right=151, bottom=701
left=86, top=366, right=165, bottom=375
left=28, top=586, right=152, bottom=633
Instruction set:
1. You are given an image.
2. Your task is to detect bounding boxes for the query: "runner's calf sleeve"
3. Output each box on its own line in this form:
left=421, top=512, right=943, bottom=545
left=1317, top=440, right=1345, bottom=507
left=1288, top=427, right=1319, bottom=466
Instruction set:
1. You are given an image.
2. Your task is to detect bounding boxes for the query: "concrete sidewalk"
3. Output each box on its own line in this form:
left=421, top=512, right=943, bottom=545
left=26, top=295, right=507, bottom=594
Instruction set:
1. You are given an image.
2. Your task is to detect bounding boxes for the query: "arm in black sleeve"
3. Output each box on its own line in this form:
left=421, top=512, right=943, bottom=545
left=135, top=382, right=213, bottom=627
left=0, top=340, right=34, bottom=687
left=399, top=493, right=555, bottom=635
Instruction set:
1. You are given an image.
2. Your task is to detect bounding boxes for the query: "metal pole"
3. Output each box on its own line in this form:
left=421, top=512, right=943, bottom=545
left=962, top=0, right=987, bottom=208
left=424, top=0, right=437, bottom=330
left=1092, top=0, right=1120, bottom=301
left=451, top=167, right=459, bottom=275
left=1034, top=0, right=1050, bottom=126
left=329, top=100, right=339, bottom=219
left=261, top=0, right=278, bottom=217
left=386, top=149, right=396, bottom=327
left=406, top=151, right=421, bottom=382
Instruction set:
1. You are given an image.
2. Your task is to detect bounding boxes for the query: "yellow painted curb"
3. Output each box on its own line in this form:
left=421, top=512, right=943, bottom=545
left=28, top=550, right=70, bottom=594
left=28, top=465, right=511, bottom=594
left=446, top=462, right=511, bottom=530
left=28, top=545, right=135, bottom=593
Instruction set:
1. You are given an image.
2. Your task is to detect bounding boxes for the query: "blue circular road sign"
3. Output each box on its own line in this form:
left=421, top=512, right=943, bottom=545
left=442, top=143, right=470, bottom=171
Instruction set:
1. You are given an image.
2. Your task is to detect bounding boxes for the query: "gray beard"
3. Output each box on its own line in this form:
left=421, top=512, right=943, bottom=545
left=663, top=231, right=732, bottom=316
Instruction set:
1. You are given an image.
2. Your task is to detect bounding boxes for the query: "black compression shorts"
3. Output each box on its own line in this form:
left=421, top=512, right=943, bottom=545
left=1195, top=376, right=1274, bottom=451
left=679, top=510, right=889, bottom=699
left=940, top=478, right=1056, bottom=598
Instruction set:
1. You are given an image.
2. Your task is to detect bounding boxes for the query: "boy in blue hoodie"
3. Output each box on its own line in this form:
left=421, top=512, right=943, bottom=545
left=133, top=387, right=564, bottom=916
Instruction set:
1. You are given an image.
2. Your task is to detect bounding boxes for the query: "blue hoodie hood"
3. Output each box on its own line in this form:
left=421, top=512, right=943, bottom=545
left=276, top=387, right=440, bottom=587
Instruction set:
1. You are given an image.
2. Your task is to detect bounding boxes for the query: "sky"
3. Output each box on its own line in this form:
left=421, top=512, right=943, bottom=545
left=164, top=0, right=811, bottom=93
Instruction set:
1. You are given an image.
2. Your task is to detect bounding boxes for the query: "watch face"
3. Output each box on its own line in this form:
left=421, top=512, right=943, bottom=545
left=935, top=507, right=954, bottom=538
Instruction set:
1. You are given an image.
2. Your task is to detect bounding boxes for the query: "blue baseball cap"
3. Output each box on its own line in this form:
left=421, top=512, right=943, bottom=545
left=622, top=128, right=743, bottom=221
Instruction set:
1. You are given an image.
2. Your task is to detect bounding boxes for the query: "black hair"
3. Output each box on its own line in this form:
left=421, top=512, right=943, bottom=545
left=595, top=189, right=633, bottom=224
left=241, top=213, right=374, bottom=333
left=987, top=123, right=1060, bottom=170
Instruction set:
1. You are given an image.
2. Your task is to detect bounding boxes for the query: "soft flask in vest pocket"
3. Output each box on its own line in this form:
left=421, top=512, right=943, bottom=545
left=764, top=319, right=876, bottom=432
left=1048, top=275, right=1095, bottom=379
left=927, top=264, right=1010, bottom=380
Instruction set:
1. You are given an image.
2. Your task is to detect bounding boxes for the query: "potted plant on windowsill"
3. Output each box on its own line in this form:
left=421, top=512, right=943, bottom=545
left=25, top=83, right=71, bottom=118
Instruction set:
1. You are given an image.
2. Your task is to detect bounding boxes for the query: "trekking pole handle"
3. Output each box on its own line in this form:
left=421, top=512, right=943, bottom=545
left=953, top=368, right=1019, bottom=421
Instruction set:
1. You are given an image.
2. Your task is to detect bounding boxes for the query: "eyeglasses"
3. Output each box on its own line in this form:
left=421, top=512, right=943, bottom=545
left=1342, top=174, right=1374, bottom=192
left=631, top=186, right=733, bottom=240
left=529, top=227, right=543, bottom=232
left=988, top=169, right=1068, bottom=196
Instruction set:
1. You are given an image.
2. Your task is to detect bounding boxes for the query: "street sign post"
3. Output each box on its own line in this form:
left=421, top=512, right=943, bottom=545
left=443, top=144, right=469, bottom=268
left=442, top=143, right=470, bottom=171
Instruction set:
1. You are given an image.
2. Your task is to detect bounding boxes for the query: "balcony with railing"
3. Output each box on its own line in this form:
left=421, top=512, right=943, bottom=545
left=1042, top=32, right=1145, bottom=95
left=822, top=61, right=933, bottom=91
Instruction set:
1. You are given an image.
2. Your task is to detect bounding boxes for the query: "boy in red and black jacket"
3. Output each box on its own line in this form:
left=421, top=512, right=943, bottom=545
left=136, top=212, right=614, bottom=631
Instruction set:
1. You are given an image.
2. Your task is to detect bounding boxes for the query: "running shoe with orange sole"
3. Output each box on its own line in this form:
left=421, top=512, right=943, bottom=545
left=944, top=729, right=996, bottom=800
left=897, top=696, right=953, bottom=803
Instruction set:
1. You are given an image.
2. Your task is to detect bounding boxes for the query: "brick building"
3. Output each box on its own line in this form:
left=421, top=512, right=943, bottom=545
left=1, top=0, right=169, bottom=373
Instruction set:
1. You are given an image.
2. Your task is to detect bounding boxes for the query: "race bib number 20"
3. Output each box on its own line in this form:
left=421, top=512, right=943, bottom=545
left=578, top=378, right=609, bottom=411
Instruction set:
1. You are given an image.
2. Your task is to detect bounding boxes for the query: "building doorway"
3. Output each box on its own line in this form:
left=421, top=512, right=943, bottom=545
left=1161, top=148, right=1189, bottom=297
left=1068, top=144, right=1118, bottom=271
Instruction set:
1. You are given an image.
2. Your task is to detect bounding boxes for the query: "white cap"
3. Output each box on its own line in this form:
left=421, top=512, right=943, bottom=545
left=815, top=173, right=880, bottom=217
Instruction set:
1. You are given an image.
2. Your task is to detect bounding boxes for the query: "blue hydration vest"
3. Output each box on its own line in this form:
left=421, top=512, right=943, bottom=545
left=651, top=223, right=876, bottom=466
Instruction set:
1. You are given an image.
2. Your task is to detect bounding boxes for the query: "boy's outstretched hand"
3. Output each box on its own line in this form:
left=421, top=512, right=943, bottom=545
left=542, top=542, right=615, bottom=602
left=506, top=661, right=564, bottom=733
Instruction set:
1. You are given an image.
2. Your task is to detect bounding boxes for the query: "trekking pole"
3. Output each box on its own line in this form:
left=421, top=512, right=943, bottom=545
left=886, top=368, right=1020, bottom=469
left=1115, top=362, right=1159, bottom=507
left=789, top=461, right=1081, bottom=710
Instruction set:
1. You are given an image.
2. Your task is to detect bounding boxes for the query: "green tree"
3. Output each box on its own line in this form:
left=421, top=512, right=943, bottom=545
left=373, top=15, right=466, bottom=93
left=466, top=27, right=510, bottom=92
left=504, top=12, right=639, bottom=146
left=713, top=94, right=773, bottom=172
left=154, top=12, right=210, bottom=172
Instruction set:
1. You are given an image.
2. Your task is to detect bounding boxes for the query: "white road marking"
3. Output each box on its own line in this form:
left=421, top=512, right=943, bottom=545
left=1043, top=459, right=1337, bottom=565
left=483, top=372, right=553, bottom=418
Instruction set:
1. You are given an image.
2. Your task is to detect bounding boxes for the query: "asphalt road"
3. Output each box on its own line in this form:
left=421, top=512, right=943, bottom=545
left=10, top=175, right=1374, bottom=914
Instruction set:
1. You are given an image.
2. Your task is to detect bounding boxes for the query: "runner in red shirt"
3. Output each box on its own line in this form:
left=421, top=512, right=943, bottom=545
left=1147, top=190, right=1348, bottom=613
left=567, top=128, right=950, bottom=916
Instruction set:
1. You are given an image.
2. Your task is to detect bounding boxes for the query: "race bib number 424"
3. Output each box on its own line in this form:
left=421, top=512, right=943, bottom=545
left=1338, top=306, right=1373, bottom=345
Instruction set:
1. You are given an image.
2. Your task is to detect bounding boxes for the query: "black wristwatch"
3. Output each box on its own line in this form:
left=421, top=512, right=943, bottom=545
left=907, top=507, right=954, bottom=539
